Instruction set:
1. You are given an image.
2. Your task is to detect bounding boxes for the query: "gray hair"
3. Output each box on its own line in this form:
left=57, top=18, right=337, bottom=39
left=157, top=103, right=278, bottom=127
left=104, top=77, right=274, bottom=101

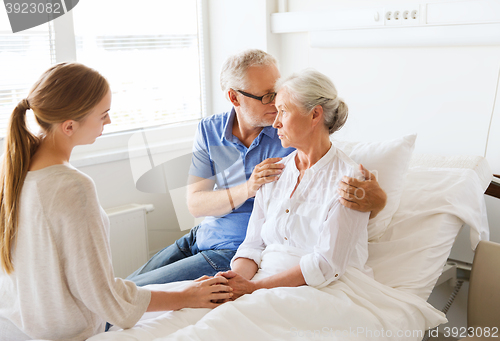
left=275, top=69, right=348, bottom=135
left=220, top=49, right=279, bottom=101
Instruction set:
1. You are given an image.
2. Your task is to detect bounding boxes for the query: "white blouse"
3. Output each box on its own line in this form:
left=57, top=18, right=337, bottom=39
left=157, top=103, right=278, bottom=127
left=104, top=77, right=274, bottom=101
left=232, top=144, right=371, bottom=288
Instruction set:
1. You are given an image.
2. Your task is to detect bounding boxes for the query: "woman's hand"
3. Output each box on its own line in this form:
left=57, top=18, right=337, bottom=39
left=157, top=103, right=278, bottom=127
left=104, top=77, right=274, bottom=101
left=181, top=276, right=233, bottom=308
left=338, top=164, right=387, bottom=218
left=216, top=270, right=257, bottom=300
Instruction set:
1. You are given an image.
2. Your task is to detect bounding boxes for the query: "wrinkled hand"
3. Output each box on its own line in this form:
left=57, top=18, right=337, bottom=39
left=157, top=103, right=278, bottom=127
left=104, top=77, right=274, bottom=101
left=338, top=164, right=387, bottom=219
left=182, top=276, right=233, bottom=308
left=215, top=271, right=256, bottom=300
left=247, top=157, right=284, bottom=198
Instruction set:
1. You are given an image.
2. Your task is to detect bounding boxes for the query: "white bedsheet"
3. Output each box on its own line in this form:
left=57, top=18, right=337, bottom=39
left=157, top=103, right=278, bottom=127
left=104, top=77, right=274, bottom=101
left=88, top=246, right=446, bottom=341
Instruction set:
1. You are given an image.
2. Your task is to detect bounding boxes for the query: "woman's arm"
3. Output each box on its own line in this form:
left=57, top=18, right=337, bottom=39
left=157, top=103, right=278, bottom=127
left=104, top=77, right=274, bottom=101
left=300, top=193, right=369, bottom=288
left=219, top=184, right=273, bottom=298
left=252, top=265, right=305, bottom=290
left=230, top=257, right=258, bottom=280
left=219, top=265, right=306, bottom=300
left=224, top=253, right=305, bottom=300
left=229, top=184, right=269, bottom=269
left=147, top=276, right=232, bottom=311
left=231, top=258, right=305, bottom=289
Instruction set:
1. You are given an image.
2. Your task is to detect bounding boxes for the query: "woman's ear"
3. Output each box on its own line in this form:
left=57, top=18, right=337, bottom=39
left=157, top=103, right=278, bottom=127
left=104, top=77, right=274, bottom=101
left=60, top=120, right=78, bottom=137
left=228, top=89, right=240, bottom=107
left=311, top=105, right=323, bottom=127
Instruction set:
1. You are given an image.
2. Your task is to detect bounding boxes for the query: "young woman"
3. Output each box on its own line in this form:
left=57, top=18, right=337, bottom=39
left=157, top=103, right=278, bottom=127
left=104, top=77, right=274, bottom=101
left=0, top=62, right=232, bottom=341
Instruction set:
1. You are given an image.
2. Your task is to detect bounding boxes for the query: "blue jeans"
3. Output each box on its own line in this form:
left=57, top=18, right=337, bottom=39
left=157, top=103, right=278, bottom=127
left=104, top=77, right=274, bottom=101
left=126, top=225, right=236, bottom=286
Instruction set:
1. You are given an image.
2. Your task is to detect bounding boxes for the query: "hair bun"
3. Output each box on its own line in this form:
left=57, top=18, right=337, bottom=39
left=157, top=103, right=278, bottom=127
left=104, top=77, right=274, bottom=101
left=328, top=99, right=348, bottom=134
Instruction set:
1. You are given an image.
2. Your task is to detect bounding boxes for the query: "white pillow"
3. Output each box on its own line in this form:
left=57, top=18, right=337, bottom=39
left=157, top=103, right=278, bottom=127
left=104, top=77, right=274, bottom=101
left=332, top=134, right=416, bottom=242
left=366, top=165, right=490, bottom=300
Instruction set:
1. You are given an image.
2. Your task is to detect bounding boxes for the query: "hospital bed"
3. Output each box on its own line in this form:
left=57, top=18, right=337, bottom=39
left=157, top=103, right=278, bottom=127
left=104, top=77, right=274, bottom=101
left=87, top=134, right=492, bottom=341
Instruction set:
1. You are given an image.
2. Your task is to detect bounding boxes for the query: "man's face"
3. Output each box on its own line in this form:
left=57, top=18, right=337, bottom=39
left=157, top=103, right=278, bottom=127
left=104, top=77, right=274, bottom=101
left=235, top=64, right=280, bottom=129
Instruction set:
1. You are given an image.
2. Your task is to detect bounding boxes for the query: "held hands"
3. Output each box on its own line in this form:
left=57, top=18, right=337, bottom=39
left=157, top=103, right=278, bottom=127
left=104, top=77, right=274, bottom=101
left=182, top=275, right=233, bottom=308
left=215, top=271, right=256, bottom=301
left=247, top=158, right=284, bottom=198
left=338, top=164, right=387, bottom=219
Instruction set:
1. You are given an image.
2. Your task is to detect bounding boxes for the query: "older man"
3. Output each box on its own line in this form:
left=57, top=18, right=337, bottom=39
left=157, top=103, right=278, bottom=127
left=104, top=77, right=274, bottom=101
left=127, top=49, right=386, bottom=286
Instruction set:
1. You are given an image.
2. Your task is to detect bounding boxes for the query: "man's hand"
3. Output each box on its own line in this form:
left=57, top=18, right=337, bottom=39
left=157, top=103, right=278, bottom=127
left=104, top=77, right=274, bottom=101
left=247, top=157, right=284, bottom=198
left=338, top=164, right=387, bottom=219
left=187, top=157, right=284, bottom=217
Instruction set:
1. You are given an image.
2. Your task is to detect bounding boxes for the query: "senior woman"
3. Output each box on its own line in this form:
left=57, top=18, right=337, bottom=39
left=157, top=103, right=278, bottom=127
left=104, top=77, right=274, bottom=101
left=217, top=69, right=371, bottom=299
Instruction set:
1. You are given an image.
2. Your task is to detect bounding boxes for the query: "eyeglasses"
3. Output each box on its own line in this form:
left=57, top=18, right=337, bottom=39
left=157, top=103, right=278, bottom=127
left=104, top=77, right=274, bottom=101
left=236, top=90, right=277, bottom=105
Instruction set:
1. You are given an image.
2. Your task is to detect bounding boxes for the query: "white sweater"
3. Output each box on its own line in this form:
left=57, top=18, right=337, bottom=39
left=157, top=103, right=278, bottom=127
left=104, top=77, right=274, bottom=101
left=0, top=165, right=151, bottom=341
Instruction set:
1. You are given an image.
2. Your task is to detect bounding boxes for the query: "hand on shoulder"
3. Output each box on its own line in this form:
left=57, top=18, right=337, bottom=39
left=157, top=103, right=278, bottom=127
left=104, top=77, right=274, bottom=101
left=338, top=164, right=387, bottom=218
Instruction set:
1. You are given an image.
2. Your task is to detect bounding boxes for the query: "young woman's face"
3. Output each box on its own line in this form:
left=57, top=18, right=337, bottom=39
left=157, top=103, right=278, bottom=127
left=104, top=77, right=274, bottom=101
left=74, top=90, right=112, bottom=145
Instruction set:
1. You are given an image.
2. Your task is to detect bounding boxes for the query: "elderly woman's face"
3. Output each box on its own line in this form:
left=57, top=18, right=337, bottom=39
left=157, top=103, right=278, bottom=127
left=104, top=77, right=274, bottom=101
left=273, top=90, right=311, bottom=149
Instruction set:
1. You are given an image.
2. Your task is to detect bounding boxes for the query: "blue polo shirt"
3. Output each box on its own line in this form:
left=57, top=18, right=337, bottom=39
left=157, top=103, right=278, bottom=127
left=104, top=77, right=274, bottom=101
left=189, top=108, right=294, bottom=251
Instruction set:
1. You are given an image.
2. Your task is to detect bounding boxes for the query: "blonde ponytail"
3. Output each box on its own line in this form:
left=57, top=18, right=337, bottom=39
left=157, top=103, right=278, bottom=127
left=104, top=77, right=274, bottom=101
left=0, top=100, right=40, bottom=273
left=0, top=62, right=109, bottom=274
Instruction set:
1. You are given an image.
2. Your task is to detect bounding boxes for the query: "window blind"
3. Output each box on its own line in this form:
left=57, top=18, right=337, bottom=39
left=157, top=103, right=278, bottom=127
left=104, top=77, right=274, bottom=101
left=72, top=0, right=202, bottom=135
left=0, top=21, right=54, bottom=138
left=0, top=0, right=202, bottom=138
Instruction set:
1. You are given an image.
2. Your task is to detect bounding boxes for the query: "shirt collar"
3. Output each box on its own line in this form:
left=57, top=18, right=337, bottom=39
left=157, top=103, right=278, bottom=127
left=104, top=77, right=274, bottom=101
left=261, top=125, right=277, bottom=139
left=221, top=108, right=237, bottom=143
left=221, top=107, right=278, bottom=144
left=308, top=143, right=337, bottom=173
left=289, top=143, right=337, bottom=174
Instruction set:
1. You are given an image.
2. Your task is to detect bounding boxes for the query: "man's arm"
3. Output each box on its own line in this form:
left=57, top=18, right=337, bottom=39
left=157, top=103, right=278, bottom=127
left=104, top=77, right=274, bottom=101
left=338, top=164, right=387, bottom=219
left=187, top=157, right=285, bottom=218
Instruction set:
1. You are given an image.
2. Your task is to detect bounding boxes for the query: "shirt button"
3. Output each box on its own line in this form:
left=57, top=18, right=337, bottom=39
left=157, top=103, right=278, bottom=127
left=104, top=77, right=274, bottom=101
left=285, top=209, right=289, bottom=213
left=284, top=237, right=288, bottom=240
left=335, top=274, right=339, bottom=278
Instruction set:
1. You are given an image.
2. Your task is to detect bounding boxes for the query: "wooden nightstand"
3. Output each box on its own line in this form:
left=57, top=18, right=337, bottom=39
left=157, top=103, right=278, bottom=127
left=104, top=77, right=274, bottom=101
left=485, top=174, right=500, bottom=199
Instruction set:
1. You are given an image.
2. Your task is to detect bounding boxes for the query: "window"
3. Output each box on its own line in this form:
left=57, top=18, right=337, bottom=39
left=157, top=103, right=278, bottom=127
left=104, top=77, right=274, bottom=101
left=0, top=0, right=203, bottom=138
left=72, top=0, right=202, bottom=134
left=0, top=12, right=54, bottom=138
